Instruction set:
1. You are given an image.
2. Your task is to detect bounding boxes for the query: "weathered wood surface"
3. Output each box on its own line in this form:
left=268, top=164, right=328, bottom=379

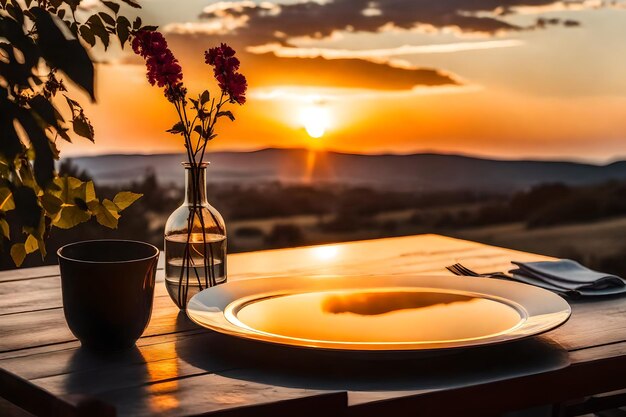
left=1, top=234, right=625, bottom=417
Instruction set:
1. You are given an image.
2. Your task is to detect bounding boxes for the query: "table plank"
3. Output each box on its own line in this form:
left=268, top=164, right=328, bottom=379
left=0, top=265, right=60, bottom=283
left=347, top=340, right=626, bottom=417
left=0, top=294, right=200, bottom=354
left=1, top=329, right=347, bottom=416
left=94, top=377, right=346, bottom=417
left=547, top=297, right=626, bottom=351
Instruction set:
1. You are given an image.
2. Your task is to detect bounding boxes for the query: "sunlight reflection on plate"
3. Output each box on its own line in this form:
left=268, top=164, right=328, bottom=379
left=229, top=288, right=524, bottom=344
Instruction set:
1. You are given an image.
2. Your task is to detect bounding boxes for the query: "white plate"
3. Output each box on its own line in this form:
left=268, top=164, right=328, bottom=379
left=187, top=275, right=571, bottom=352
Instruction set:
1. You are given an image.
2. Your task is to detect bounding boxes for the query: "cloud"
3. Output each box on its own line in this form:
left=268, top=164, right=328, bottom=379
left=499, top=0, right=605, bottom=14
left=160, top=0, right=476, bottom=96
left=163, top=17, right=249, bottom=36
left=195, top=0, right=584, bottom=47
left=121, top=27, right=455, bottom=97
left=248, top=84, right=483, bottom=102
left=201, top=1, right=281, bottom=17
left=246, top=39, right=525, bottom=61
left=247, top=53, right=460, bottom=90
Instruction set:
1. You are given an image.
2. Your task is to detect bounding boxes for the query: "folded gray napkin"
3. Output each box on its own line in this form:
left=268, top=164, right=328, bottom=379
left=509, top=259, right=626, bottom=297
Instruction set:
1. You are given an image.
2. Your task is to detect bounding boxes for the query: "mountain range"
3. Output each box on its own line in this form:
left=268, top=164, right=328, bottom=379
left=67, top=148, right=626, bottom=192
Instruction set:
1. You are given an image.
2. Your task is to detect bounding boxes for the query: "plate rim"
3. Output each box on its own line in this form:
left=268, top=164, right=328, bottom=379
left=186, top=274, right=572, bottom=352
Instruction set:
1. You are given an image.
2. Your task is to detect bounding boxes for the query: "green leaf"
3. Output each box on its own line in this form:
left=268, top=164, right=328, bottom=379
left=52, top=206, right=91, bottom=229
left=88, top=200, right=119, bottom=229
left=32, top=7, right=96, bottom=101
left=16, top=162, right=37, bottom=189
left=38, top=238, right=47, bottom=258
left=200, top=90, right=210, bottom=105
left=166, top=121, right=185, bottom=135
left=52, top=176, right=91, bottom=205
left=25, top=234, right=38, bottom=254
left=73, top=113, right=94, bottom=141
left=98, top=12, right=116, bottom=26
left=10, top=244, right=26, bottom=267
left=53, top=176, right=76, bottom=201
left=113, top=191, right=142, bottom=211
left=86, top=14, right=110, bottom=49
left=217, top=111, right=235, bottom=121
left=41, top=192, right=63, bottom=216
left=79, top=25, right=96, bottom=48
left=84, top=181, right=96, bottom=202
left=103, top=199, right=121, bottom=218
left=64, top=95, right=80, bottom=111
left=132, top=16, right=142, bottom=30
left=0, top=187, right=15, bottom=211
left=56, top=127, right=72, bottom=143
left=6, top=3, right=24, bottom=25
left=0, top=219, right=10, bottom=239
left=102, top=1, right=120, bottom=14
left=16, top=110, right=55, bottom=188
left=121, top=0, right=141, bottom=8
left=116, top=16, right=131, bottom=48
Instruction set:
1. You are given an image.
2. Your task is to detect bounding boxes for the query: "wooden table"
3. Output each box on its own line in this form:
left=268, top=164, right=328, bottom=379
left=1, top=234, right=626, bottom=417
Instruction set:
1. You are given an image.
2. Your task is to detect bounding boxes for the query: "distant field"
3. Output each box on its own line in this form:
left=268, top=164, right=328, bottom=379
left=447, top=216, right=626, bottom=262
left=229, top=211, right=626, bottom=269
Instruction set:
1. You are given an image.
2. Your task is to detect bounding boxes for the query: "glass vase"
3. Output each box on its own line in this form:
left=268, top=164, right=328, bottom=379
left=164, top=162, right=227, bottom=309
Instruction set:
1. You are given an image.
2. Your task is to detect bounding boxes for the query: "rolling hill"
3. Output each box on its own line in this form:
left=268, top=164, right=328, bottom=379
left=67, top=148, right=626, bottom=192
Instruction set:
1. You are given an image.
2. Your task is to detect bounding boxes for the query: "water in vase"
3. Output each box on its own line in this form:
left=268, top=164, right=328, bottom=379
left=165, top=233, right=227, bottom=306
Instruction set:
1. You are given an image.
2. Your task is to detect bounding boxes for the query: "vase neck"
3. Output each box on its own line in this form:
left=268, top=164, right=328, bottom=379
left=183, top=164, right=208, bottom=206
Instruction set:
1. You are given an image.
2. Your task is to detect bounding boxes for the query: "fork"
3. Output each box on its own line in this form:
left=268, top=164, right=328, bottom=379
left=446, top=262, right=578, bottom=297
left=445, top=263, right=512, bottom=280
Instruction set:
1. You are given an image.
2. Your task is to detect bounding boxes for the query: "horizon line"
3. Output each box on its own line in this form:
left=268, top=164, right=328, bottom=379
left=61, top=146, right=626, bottom=166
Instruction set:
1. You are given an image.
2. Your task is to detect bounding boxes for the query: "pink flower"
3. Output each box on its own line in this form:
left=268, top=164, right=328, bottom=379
left=205, top=43, right=247, bottom=104
left=132, top=30, right=185, bottom=102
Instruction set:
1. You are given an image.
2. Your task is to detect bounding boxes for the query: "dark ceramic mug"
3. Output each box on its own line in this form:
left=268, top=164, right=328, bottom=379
left=58, top=240, right=159, bottom=351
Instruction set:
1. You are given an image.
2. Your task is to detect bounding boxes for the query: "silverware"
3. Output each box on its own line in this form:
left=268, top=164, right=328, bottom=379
left=446, top=263, right=577, bottom=298
left=445, top=263, right=512, bottom=280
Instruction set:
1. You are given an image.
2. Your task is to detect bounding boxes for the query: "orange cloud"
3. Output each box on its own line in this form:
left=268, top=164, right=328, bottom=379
left=246, top=39, right=525, bottom=60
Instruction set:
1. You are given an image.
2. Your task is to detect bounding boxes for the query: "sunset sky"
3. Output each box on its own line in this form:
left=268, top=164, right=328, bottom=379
left=63, top=0, right=626, bottom=162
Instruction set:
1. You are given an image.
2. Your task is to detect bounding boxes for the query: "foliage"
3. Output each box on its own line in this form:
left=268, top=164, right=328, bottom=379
left=0, top=0, right=152, bottom=266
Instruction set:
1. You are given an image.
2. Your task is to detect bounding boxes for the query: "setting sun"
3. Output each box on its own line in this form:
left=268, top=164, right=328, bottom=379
left=299, top=105, right=330, bottom=138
